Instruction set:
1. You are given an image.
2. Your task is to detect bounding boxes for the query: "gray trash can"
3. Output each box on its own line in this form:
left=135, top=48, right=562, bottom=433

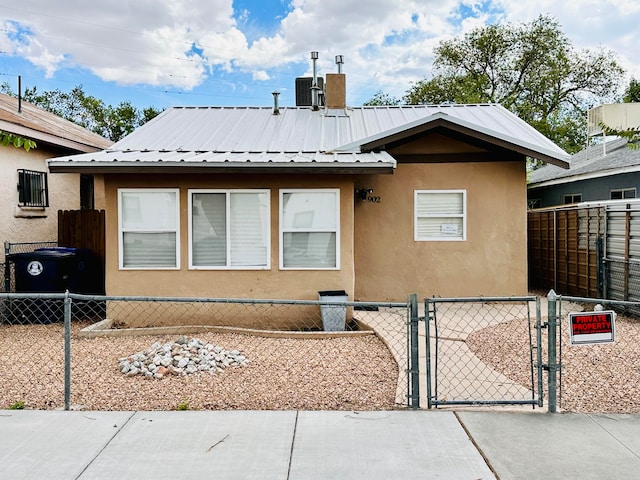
left=318, top=290, right=348, bottom=331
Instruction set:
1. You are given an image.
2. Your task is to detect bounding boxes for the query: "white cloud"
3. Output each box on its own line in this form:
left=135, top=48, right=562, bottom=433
left=0, top=0, right=638, bottom=102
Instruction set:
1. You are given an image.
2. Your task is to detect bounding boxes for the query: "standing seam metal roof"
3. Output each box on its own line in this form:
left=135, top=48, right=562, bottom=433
left=47, top=104, right=569, bottom=169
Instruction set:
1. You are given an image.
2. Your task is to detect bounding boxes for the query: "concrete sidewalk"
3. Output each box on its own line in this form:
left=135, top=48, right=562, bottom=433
left=1, top=409, right=639, bottom=479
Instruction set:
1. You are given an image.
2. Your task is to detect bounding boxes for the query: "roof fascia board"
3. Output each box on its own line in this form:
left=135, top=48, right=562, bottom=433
left=333, top=111, right=570, bottom=169
left=528, top=164, right=640, bottom=189
left=0, top=119, right=100, bottom=153
left=47, top=162, right=395, bottom=175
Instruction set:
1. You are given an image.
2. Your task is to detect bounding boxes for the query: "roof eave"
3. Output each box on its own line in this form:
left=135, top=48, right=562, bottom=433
left=47, top=161, right=396, bottom=175
left=0, top=119, right=110, bottom=153
left=344, top=114, right=570, bottom=169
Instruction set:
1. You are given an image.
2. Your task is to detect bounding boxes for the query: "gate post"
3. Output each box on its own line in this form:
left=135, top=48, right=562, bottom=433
left=64, top=291, right=72, bottom=411
left=409, top=294, right=420, bottom=409
left=547, top=290, right=558, bottom=413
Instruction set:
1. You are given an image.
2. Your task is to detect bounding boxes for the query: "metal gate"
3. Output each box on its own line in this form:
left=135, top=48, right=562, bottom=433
left=424, top=296, right=543, bottom=408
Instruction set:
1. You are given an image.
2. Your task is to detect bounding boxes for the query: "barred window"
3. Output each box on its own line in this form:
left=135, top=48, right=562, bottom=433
left=17, top=169, right=49, bottom=207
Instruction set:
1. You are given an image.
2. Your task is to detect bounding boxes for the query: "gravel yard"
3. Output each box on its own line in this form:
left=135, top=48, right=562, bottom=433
left=467, top=313, right=640, bottom=414
left=0, top=323, right=399, bottom=411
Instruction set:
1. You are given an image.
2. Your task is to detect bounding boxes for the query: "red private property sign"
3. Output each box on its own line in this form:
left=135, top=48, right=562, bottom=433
left=568, top=311, right=616, bottom=345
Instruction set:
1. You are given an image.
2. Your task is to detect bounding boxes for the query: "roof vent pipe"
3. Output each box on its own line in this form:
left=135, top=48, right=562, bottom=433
left=310, top=51, right=320, bottom=111
left=335, top=55, right=344, bottom=74
left=272, top=91, right=280, bottom=115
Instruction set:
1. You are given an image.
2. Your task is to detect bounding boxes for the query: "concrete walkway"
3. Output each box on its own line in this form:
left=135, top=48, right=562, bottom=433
left=2, top=409, right=640, bottom=479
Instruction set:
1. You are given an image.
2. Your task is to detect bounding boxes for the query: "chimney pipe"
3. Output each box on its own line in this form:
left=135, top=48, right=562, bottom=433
left=272, top=91, right=280, bottom=115
left=18, top=75, right=22, bottom=113
left=335, top=55, right=344, bottom=74
left=310, top=51, right=320, bottom=111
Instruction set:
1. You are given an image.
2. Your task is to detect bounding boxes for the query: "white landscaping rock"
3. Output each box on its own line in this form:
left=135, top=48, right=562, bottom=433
left=118, top=337, right=249, bottom=379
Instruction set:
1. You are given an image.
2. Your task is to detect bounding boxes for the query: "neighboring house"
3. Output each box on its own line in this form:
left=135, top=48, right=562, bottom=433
left=528, top=138, right=640, bottom=208
left=47, top=71, right=569, bottom=326
left=0, top=93, right=112, bottom=258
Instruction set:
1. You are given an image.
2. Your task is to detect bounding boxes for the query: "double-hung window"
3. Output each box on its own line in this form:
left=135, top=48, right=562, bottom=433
left=414, top=190, right=466, bottom=241
left=118, top=189, right=180, bottom=269
left=280, top=189, right=339, bottom=269
left=17, top=169, right=49, bottom=207
left=189, top=190, right=270, bottom=269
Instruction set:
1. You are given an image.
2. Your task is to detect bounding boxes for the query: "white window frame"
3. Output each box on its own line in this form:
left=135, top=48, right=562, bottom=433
left=414, top=189, right=467, bottom=242
left=188, top=189, right=271, bottom=270
left=118, top=188, right=180, bottom=270
left=279, top=188, right=340, bottom=270
left=610, top=188, right=636, bottom=200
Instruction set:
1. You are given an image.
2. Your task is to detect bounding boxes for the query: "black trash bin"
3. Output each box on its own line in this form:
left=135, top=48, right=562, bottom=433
left=318, top=290, right=348, bottom=331
left=7, top=248, right=103, bottom=324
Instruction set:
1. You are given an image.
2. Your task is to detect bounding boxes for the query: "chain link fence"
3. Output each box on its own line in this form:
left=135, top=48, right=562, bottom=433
left=2, top=241, right=58, bottom=292
left=553, top=294, right=640, bottom=414
left=425, top=297, right=541, bottom=408
left=0, top=293, right=409, bottom=411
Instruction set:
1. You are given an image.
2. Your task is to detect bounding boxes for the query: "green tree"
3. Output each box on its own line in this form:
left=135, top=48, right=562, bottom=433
left=623, top=78, right=640, bottom=103
left=403, top=15, right=624, bottom=156
left=1, top=83, right=162, bottom=142
left=363, top=90, right=401, bottom=106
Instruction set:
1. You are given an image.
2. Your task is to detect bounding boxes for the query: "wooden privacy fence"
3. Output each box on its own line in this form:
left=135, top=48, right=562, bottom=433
left=528, top=205, right=605, bottom=297
left=58, top=209, right=105, bottom=265
left=58, top=209, right=106, bottom=293
left=528, top=201, right=640, bottom=302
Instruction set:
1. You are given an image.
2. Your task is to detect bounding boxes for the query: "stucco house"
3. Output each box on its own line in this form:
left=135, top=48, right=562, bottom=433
left=47, top=71, right=569, bottom=322
left=0, top=92, right=112, bottom=259
left=528, top=137, right=640, bottom=208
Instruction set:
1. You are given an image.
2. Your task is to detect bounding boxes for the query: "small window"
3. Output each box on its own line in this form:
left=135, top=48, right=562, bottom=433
left=189, top=189, right=270, bottom=269
left=563, top=194, right=582, bottom=204
left=610, top=188, right=636, bottom=200
left=415, top=190, right=466, bottom=241
left=118, top=189, right=180, bottom=269
left=17, top=169, right=49, bottom=207
left=280, top=189, right=339, bottom=269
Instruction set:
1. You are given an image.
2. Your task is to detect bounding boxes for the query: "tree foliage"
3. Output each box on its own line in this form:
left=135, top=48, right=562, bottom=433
left=402, top=15, right=624, bottom=156
left=0, top=130, right=36, bottom=151
left=1, top=83, right=162, bottom=142
left=623, top=78, right=640, bottom=103
left=363, top=90, right=401, bottom=106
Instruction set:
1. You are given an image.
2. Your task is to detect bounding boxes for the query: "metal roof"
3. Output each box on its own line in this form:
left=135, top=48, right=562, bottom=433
left=528, top=138, right=639, bottom=187
left=48, top=103, right=569, bottom=173
left=0, top=93, right=112, bottom=152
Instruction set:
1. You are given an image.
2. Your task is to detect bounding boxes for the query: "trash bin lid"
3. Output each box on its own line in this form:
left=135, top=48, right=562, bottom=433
left=318, top=290, right=348, bottom=296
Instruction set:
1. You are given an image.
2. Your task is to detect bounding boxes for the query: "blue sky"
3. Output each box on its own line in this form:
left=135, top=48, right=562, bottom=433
left=0, top=0, right=639, bottom=111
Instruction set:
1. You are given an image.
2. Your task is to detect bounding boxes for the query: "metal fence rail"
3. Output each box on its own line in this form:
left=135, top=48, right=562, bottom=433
left=0, top=292, right=409, bottom=411
left=425, top=296, right=542, bottom=408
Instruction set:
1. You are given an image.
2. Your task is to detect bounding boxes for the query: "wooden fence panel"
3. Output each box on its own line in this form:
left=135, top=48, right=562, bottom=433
left=528, top=207, right=604, bottom=297
left=58, top=209, right=106, bottom=293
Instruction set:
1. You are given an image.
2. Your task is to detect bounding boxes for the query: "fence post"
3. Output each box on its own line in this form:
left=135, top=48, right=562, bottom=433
left=64, top=291, right=72, bottom=411
left=409, top=293, right=420, bottom=409
left=3, top=242, right=9, bottom=293
left=547, top=289, right=558, bottom=413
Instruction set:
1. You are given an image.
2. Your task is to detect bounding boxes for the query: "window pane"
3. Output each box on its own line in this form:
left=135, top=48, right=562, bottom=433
left=416, top=192, right=463, bottom=216
left=192, top=193, right=226, bottom=266
left=416, top=218, right=464, bottom=239
left=123, top=232, right=176, bottom=268
left=230, top=192, right=269, bottom=266
left=624, top=189, right=636, bottom=199
left=283, top=232, right=336, bottom=268
left=282, top=192, right=336, bottom=230
left=122, top=191, right=177, bottom=230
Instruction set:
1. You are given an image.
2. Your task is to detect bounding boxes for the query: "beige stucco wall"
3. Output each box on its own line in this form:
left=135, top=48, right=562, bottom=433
left=103, top=173, right=355, bottom=328
left=0, top=144, right=81, bottom=257
left=354, top=160, right=528, bottom=301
